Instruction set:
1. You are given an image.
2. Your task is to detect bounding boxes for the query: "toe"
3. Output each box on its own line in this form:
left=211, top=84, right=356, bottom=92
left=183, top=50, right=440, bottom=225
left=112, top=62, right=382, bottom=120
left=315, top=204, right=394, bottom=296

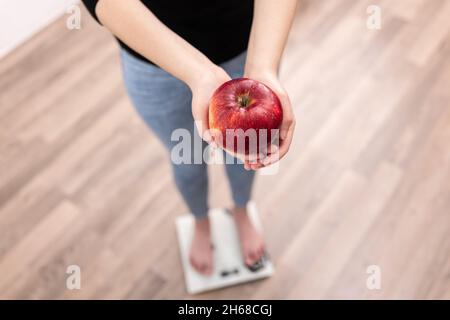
left=244, top=251, right=253, bottom=266
left=196, top=262, right=205, bottom=274
left=246, top=250, right=258, bottom=265
left=199, top=262, right=212, bottom=275
left=204, top=263, right=213, bottom=276
left=189, top=256, right=199, bottom=272
left=258, top=246, right=265, bottom=259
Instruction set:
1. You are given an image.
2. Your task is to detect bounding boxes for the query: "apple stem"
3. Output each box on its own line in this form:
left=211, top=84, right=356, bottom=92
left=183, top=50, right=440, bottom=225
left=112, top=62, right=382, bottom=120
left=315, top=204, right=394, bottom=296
left=237, top=93, right=251, bottom=108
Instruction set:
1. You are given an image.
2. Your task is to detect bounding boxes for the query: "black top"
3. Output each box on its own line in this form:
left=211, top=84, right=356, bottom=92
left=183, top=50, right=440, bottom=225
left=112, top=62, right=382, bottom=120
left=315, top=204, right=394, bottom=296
left=81, top=0, right=254, bottom=65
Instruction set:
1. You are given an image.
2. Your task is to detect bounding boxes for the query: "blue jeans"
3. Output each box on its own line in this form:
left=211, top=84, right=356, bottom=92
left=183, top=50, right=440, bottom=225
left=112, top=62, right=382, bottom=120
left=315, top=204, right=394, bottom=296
left=120, top=49, right=255, bottom=219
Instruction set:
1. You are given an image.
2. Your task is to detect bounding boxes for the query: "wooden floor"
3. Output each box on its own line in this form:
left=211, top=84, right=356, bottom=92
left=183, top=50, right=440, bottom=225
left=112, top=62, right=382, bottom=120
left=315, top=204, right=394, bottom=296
left=1, top=0, right=449, bottom=299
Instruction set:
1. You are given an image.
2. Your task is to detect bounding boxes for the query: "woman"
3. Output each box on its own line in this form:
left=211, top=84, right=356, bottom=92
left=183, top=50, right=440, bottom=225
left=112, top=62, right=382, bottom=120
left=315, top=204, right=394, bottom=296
left=82, top=0, right=297, bottom=275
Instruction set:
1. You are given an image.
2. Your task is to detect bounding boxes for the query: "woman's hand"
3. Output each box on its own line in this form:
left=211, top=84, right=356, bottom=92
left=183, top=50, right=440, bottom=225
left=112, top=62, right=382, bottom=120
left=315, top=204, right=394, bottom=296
left=242, top=0, right=298, bottom=169
left=243, top=70, right=296, bottom=170
left=189, top=66, right=231, bottom=143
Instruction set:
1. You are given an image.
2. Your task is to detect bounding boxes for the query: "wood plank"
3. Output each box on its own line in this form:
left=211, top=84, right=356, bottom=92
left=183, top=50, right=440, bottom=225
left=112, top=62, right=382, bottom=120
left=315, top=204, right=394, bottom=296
left=0, top=0, right=448, bottom=299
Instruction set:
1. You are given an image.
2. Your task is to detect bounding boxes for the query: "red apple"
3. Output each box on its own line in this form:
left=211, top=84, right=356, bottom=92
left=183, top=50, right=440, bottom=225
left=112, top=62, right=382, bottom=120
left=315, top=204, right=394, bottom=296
left=208, top=78, right=283, bottom=155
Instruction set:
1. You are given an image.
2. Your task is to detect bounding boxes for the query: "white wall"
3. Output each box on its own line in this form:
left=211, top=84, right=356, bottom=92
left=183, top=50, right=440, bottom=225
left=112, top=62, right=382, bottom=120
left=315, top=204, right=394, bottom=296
left=0, top=0, right=79, bottom=59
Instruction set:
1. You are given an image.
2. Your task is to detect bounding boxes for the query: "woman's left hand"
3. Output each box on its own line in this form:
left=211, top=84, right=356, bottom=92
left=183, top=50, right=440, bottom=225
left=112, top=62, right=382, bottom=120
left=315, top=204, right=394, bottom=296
left=242, top=71, right=296, bottom=170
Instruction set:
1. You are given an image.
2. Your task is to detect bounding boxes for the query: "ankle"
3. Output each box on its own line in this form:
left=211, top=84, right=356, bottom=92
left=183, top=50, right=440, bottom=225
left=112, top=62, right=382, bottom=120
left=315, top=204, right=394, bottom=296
left=231, top=206, right=248, bottom=217
left=194, top=216, right=210, bottom=231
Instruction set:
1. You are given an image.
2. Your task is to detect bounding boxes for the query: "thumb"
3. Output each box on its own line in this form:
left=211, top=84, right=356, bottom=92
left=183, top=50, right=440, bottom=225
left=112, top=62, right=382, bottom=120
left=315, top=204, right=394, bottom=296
left=279, top=96, right=293, bottom=140
left=192, top=96, right=212, bottom=143
left=194, top=119, right=212, bottom=143
left=281, top=117, right=296, bottom=141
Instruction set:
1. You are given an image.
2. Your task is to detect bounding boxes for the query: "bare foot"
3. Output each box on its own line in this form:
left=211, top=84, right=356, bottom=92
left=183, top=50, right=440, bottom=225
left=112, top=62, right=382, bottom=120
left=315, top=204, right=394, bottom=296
left=231, top=206, right=266, bottom=267
left=189, top=217, right=213, bottom=276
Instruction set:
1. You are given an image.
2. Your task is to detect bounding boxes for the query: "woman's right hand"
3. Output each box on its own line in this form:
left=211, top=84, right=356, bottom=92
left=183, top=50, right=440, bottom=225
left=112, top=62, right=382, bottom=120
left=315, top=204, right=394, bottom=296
left=189, top=66, right=231, bottom=144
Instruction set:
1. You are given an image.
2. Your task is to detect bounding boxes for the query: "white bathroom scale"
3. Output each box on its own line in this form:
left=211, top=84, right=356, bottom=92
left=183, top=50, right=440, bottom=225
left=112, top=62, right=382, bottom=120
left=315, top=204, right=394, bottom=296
left=175, top=202, right=274, bottom=294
